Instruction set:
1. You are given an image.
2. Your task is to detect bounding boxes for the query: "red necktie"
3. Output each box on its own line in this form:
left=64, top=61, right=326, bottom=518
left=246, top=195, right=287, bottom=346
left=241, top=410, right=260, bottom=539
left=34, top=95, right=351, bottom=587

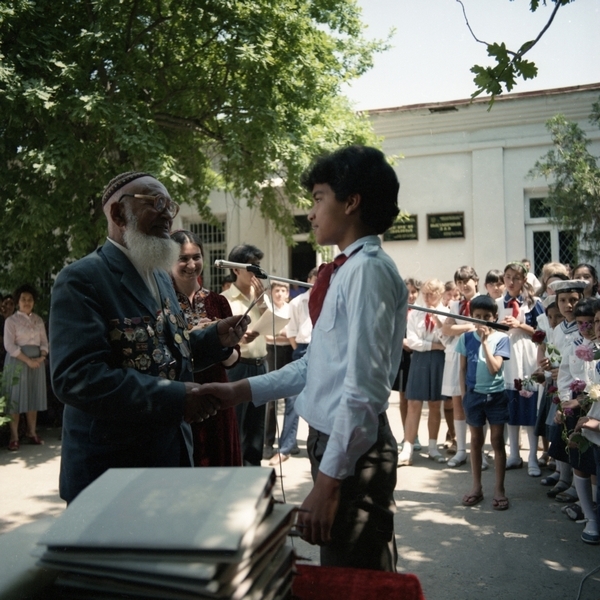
left=425, top=313, right=434, bottom=332
left=507, top=299, right=520, bottom=318
left=308, top=254, right=349, bottom=325
left=459, top=299, right=470, bottom=317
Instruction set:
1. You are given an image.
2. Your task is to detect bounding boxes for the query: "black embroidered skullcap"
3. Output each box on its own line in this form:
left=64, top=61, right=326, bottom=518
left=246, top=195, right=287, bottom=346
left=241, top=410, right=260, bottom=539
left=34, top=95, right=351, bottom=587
left=101, top=171, right=152, bottom=206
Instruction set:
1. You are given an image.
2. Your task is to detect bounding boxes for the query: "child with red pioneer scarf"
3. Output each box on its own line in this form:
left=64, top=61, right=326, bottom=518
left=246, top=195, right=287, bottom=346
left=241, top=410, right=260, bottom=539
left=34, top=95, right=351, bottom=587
left=441, top=266, right=482, bottom=469
left=496, top=261, right=545, bottom=476
left=398, top=278, right=449, bottom=466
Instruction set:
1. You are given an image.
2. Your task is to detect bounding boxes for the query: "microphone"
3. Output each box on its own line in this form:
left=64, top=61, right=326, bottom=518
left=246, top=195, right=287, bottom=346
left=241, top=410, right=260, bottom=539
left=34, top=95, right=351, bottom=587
left=214, top=260, right=268, bottom=279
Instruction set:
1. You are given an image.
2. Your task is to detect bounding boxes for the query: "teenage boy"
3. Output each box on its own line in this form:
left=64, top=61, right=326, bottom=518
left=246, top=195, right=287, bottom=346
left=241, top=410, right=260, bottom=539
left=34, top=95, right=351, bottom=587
left=456, top=295, right=511, bottom=510
left=201, top=146, right=407, bottom=571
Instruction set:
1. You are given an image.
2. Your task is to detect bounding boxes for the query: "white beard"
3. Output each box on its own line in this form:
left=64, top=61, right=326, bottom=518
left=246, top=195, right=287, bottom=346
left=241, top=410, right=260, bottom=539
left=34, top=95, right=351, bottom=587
left=123, top=213, right=180, bottom=273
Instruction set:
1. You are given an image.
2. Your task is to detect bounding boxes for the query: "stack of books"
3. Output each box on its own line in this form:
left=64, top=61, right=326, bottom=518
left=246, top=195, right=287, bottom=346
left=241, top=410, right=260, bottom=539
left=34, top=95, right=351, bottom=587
left=34, top=467, right=295, bottom=599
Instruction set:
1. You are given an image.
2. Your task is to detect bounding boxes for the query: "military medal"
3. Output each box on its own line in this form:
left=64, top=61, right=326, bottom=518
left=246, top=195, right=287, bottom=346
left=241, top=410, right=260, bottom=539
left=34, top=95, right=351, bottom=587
left=134, top=327, right=148, bottom=342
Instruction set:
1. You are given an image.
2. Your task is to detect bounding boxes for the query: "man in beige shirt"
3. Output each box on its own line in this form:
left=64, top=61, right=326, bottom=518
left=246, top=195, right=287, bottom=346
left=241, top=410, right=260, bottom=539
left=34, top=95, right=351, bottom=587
left=221, top=244, right=268, bottom=465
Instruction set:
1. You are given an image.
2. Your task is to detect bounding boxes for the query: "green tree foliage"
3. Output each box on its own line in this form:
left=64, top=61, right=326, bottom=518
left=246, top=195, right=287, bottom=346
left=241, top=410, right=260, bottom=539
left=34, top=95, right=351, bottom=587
left=0, top=0, right=383, bottom=300
left=530, top=98, right=600, bottom=258
left=459, top=0, right=576, bottom=105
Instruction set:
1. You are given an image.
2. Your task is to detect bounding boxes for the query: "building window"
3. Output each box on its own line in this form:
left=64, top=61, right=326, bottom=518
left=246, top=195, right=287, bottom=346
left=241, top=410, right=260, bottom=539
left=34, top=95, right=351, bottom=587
left=525, top=195, right=577, bottom=276
left=185, top=218, right=227, bottom=292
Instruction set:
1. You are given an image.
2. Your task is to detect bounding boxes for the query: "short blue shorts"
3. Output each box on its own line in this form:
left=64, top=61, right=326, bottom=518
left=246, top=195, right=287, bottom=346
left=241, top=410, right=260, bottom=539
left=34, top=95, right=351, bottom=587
left=463, top=389, right=509, bottom=427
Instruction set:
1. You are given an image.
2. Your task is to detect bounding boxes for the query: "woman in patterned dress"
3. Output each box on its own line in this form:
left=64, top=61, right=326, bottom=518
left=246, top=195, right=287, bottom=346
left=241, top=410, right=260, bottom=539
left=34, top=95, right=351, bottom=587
left=170, top=230, right=242, bottom=466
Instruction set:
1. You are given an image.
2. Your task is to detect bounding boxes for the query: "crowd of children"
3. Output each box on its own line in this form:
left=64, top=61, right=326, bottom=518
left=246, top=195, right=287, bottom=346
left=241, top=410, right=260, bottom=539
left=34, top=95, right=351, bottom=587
left=396, top=259, right=600, bottom=535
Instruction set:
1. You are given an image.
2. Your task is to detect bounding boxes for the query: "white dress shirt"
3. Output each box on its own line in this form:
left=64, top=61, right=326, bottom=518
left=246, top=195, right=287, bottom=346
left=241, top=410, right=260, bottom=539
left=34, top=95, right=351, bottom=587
left=249, top=235, right=407, bottom=479
left=286, top=291, right=312, bottom=344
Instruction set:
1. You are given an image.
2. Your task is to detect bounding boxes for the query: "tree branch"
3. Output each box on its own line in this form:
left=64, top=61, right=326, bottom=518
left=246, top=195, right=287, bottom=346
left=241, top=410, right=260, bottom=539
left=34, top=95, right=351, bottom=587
left=458, top=0, right=563, bottom=59
left=456, top=0, right=491, bottom=48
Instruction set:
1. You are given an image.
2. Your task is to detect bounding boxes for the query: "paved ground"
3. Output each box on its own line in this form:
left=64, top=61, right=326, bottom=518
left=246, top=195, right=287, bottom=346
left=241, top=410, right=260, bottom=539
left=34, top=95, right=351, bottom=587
left=2, top=393, right=600, bottom=599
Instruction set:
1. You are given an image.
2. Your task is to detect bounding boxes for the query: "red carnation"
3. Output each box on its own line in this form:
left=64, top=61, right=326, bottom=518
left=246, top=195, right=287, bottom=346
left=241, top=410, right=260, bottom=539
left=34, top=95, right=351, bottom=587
left=514, top=379, right=523, bottom=391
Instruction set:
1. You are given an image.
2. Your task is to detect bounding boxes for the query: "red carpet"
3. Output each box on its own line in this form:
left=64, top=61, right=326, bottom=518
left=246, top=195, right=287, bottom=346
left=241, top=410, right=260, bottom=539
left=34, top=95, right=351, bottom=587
left=292, top=564, right=425, bottom=600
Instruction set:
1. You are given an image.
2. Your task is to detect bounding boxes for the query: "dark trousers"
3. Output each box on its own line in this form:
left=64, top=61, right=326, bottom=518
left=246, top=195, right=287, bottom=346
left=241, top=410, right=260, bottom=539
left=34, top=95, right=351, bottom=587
left=264, top=344, right=294, bottom=449
left=307, top=413, right=398, bottom=571
left=228, top=361, right=267, bottom=466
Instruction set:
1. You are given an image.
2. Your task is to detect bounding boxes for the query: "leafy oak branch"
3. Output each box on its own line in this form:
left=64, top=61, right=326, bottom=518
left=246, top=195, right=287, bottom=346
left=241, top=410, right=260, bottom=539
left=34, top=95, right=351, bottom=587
left=459, top=0, right=576, bottom=104
left=0, top=0, right=385, bottom=296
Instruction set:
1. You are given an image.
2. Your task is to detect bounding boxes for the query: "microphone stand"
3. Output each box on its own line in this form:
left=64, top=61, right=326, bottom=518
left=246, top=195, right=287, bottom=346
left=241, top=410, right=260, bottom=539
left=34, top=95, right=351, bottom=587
left=216, top=262, right=509, bottom=330
left=409, top=304, right=510, bottom=332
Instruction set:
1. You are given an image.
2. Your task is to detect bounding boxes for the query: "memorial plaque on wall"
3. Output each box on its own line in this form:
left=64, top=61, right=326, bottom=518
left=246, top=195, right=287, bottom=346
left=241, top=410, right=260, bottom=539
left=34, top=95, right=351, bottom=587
left=427, top=212, right=465, bottom=240
left=383, top=214, right=418, bottom=241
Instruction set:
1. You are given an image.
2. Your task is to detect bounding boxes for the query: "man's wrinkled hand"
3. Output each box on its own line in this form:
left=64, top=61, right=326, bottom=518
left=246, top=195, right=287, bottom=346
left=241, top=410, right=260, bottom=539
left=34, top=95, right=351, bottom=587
left=218, top=315, right=250, bottom=347
left=183, top=383, right=221, bottom=423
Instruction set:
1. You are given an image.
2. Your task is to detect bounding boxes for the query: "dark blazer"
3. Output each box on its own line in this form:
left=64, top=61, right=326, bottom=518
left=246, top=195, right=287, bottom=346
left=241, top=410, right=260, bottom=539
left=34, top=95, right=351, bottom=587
left=50, top=242, right=231, bottom=503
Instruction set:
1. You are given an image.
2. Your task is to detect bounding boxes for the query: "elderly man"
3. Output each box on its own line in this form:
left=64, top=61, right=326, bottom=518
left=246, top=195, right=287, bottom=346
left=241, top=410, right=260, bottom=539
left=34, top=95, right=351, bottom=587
left=50, top=172, right=248, bottom=504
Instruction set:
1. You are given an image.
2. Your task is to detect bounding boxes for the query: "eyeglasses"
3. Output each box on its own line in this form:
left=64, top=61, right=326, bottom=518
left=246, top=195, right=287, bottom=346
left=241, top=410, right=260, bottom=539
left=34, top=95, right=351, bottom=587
left=118, top=193, right=180, bottom=218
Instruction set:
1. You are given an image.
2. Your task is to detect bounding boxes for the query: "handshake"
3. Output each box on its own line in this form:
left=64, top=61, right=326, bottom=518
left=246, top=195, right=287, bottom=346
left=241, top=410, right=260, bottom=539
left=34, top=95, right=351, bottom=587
left=183, top=379, right=252, bottom=423
left=182, top=314, right=253, bottom=423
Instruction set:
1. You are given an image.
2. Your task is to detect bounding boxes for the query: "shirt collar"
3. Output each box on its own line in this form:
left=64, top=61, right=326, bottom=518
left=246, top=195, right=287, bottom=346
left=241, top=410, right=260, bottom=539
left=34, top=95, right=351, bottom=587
left=227, top=283, right=250, bottom=301
left=336, top=235, right=380, bottom=258
left=503, top=291, right=523, bottom=306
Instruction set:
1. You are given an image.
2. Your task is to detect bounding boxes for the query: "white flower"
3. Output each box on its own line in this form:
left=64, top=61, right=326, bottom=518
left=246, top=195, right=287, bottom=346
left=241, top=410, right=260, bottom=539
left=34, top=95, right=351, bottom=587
left=586, top=384, right=600, bottom=401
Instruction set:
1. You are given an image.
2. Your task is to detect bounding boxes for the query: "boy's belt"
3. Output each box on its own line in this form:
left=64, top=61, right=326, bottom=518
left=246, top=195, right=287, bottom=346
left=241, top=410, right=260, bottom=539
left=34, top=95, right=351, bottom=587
left=239, top=357, right=266, bottom=367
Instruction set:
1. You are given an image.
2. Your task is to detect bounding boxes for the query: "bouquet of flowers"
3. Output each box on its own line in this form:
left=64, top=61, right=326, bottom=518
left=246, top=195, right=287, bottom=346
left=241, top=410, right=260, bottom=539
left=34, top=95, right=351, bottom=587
left=514, top=373, right=545, bottom=397
left=531, top=330, right=561, bottom=367
left=558, top=380, right=600, bottom=455
left=574, top=344, right=600, bottom=362
left=570, top=379, right=600, bottom=410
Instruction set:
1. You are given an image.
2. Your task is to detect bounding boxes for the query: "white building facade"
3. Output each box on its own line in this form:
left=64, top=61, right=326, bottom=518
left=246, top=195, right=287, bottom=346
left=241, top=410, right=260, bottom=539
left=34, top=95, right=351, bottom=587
left=174, top=83, right=600, bottom=289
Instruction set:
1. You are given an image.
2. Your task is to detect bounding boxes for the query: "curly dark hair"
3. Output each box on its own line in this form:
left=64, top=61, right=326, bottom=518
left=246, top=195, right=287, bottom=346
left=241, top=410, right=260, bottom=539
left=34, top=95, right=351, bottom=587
left=301, top=145, right=400, bottom=235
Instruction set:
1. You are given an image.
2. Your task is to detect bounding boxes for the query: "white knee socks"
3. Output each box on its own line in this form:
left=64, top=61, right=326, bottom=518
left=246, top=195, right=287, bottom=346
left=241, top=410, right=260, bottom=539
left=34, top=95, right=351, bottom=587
left=453, top=419, right=467, bottom=463
left=507, top=424, right=520, bottom=461
left=526, top=426, right=538, bottom=466
left=574, top=475, right=598, bottom=535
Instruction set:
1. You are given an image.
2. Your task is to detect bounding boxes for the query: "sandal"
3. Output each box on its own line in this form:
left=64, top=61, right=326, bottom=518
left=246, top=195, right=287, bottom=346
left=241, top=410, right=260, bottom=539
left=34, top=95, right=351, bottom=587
left=547, top=481, right=570, bottom=498
left=428, top=453, right=447, bottom=464
left=26, top=435, right=43, bottom=445
left=7, top=440, right=19, bottom=451
left=506, top=457, right=523, bottom=470
left=538, top=452, right=549, bottom=467
left=447, top=455, right=467, bottom=468
left=564, top=503, right=585, bottom=522
left=492, top=497, right=510, bottom=511
left=462, top=492, right=484, bottom=507
left=555, top=490, right=579, bottom=503
left=540, top=474, right=560, bottom=486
